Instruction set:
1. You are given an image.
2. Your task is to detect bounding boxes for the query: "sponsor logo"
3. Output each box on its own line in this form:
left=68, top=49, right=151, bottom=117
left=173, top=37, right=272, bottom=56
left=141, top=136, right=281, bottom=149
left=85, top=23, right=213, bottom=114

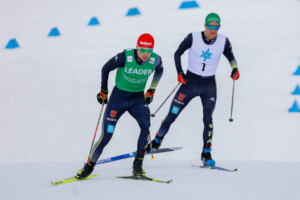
left=178, top=93, right=186, bottom=101
left=209, top=97, right=215, bottom=102
left=124, top=67, right=153, bottom=75
left=106, top=117, right=117, bottom=122
left=200, top=48, right=213, bottom=62
left=171, top=106, right=180, bottom=115
left=110, top=110, right=117, bottom=118
left=209, top=17, right=219, bottom=21
left=98, top=158, right=112, bottom=164
left=128, top=56, right=132, bottom=62
left=139, top=41, right=152, bottom=46
left=174, top=99, right=184, bottom=105
left=149, top=57, right=155, bottom=64
left=107, top=125, right=115, bottom=134
left=115, top=56, right=118, bottom=61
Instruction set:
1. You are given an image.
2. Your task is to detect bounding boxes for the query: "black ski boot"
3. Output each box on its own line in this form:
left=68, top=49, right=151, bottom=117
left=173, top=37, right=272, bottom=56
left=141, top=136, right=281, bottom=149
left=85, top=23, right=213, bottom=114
left=145, top=134, right=164, bottom=152
left=75, top=161, right=96, bottom=179
left=132, top=152, right=145, bottom=176
left=201, top=145, right=215, bottom=166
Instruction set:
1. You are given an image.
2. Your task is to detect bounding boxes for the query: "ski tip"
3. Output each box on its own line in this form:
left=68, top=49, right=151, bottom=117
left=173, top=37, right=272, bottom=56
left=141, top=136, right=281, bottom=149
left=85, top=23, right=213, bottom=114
left=51, top=181, right=64, bottom=186
left=166, top=179, right=173, bottom=184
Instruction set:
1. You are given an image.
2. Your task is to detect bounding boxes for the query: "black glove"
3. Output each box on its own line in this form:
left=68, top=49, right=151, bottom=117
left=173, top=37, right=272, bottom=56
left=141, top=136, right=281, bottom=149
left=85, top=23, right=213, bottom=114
left=97, top=90, right=108, bottom=105
left=145, top=89, right=155, bottom=105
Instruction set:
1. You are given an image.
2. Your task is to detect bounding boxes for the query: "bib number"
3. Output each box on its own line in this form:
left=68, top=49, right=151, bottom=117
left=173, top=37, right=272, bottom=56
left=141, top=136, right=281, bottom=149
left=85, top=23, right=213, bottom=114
left=202, top=63, right=206, bottom=71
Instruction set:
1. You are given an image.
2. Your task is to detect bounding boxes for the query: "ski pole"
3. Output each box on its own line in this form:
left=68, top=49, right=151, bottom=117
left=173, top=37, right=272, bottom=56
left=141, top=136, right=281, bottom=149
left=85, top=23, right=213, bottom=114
left=151, top=83, right=181, bottom=117
left=229, top=80, right=235, bottom=122
left=88, top=103, right=105, bottom=161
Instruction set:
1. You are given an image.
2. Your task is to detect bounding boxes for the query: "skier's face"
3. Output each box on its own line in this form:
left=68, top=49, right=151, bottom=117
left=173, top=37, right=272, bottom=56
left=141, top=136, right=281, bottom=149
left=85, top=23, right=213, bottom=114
left=205, top=22, right=220, bottom=40
left=137, top=45, right=152, bottom=62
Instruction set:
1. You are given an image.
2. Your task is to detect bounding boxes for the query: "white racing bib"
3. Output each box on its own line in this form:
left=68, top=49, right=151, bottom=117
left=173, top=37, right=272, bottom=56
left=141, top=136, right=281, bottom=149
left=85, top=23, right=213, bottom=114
left=187, top=32, right=226, bottom=76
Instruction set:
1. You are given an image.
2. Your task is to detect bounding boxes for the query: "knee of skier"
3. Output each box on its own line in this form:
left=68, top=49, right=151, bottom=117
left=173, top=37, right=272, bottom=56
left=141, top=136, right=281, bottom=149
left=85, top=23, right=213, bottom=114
left=163, top=115, right=177, bottom=126
left=139, top=120, right=151, bottom=131
left=101, top=134, right=112, bottom=146
left=203, top=116, right=213, bottom=127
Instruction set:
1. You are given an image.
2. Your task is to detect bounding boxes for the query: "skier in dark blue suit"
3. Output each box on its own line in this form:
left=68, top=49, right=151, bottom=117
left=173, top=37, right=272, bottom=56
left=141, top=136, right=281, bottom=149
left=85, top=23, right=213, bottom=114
left=75, top=33, right=164, bottom=179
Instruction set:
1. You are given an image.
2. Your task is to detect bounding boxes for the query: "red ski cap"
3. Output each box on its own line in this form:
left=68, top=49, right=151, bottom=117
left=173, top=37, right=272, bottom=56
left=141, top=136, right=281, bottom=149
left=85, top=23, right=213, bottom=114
left=137, top=33, right=154, bottom=49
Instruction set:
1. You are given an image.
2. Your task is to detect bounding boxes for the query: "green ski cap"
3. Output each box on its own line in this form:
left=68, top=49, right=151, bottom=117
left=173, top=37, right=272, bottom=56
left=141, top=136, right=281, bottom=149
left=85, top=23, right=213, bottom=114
left=205, top=13, right=221, bottom=26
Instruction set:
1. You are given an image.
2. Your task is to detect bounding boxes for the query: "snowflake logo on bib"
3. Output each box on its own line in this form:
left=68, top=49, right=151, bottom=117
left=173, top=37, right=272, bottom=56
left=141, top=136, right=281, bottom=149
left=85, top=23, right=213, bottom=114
left=200, top=48, right=213, bottom=62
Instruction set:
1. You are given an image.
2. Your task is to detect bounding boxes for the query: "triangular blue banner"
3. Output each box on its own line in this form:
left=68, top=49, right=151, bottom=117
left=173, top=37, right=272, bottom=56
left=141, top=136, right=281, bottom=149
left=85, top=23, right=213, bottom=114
left=126, top=7, right=141, bottom=16
left=293, top=65, right=300, bottom=75
left=292, top=85, right=300, bottom=95
left=88, top=17, right=100, bottom=26
left=5, top=38, right=19, bottom=49
left=48, top=27, right=60, bottom=37
left=179, top=1, right=200, bottom=9
left=288, top=100, right=300, bottom=112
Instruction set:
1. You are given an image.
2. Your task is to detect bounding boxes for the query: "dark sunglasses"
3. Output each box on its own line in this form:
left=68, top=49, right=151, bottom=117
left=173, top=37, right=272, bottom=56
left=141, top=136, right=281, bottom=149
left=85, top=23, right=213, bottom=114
left=207, top=25, right=220, bottom=31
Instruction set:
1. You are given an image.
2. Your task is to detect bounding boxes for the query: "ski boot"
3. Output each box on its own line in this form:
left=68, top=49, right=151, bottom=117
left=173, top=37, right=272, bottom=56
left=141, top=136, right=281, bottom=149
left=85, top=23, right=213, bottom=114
left=132, top=152, right=145, bottom=176
left=201, top=145, right=215, bottom=166
left=75, top=160, right=96, bottom=179
left=145, top=134, right=164, bottom=152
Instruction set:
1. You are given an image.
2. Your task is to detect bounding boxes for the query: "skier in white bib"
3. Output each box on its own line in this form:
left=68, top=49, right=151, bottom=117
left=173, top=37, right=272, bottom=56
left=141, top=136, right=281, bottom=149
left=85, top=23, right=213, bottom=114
left=146, top=13, right=240, bottom=166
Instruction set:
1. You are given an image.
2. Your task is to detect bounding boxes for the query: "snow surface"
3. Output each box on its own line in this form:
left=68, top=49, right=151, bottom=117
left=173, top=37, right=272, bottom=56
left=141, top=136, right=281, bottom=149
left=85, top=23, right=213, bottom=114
left=0, top=0, right=300, bottom=199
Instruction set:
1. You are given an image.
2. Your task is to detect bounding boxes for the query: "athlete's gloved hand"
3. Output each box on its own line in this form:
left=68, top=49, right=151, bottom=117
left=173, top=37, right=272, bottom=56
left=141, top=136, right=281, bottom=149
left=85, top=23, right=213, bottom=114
left=97, top=90, right=108, bottom=105
left=178, top=72, right=187, bottom=85
left=230, top=68, right=240, bottom=80
left=145, top=89, right=155, bottom=105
